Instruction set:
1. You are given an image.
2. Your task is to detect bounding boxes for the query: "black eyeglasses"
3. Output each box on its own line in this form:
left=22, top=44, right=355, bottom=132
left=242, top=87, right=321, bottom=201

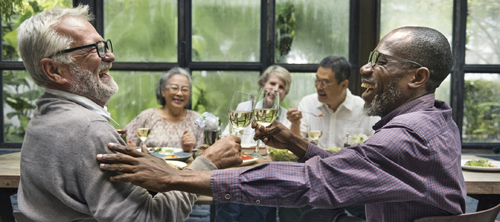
left=368, top=50, right=422, bottom=68
left=49, top=39, right=113, bottom=58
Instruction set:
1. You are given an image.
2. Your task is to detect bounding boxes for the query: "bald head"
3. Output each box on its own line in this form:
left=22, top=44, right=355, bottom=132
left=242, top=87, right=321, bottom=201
left=384, top=27, right=452, bottom=92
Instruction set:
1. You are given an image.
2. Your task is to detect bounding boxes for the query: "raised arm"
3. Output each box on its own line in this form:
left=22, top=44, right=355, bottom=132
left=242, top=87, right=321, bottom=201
left=97, top=136, right=243, bottom=194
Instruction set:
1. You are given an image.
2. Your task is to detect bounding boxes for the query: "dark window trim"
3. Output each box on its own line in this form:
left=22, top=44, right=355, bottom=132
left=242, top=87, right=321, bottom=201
left=3, top=0, right=497, bottom=150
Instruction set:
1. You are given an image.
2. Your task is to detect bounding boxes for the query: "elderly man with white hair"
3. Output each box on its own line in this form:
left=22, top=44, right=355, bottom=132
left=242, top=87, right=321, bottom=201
left=17, top=5, right=242, bottom=222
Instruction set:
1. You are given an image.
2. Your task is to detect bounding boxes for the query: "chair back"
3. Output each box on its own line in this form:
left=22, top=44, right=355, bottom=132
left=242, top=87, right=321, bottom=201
left=414, top=203, right=500, bottom=222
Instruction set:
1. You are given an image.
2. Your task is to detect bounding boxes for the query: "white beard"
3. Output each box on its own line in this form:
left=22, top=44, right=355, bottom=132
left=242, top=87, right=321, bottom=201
left=68, top=62, right=118, bottom=105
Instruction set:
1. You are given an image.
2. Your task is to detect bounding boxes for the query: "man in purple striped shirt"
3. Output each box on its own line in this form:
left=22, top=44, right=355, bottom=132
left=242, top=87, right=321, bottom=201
left=98, top=26, right=466, bottom=222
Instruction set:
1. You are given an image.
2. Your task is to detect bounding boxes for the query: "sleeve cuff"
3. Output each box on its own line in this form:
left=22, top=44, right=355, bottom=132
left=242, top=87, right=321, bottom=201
left=185, top=156, right=218, bottom=171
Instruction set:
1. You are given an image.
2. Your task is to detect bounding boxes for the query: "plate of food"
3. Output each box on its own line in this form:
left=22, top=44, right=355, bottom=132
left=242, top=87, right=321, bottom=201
left=165, top=160, right=187, bottom=170
left=461, top=158, right=500, bottom=172
left=152, top=147, right=183, bottom=154
left=152, top=152, right=191, bottom=162
left=240, top=154, right=258, bottom=166
left=268, top=147, right=298, bottom=162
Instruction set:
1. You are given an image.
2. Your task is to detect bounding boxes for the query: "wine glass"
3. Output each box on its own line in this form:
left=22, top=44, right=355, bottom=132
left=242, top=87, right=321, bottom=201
left=253, top=88, right=280, bottom=159
left=307, top=125, right=323, bottom=146
left=227, top=91, right=254, bottom=136
left=136, top=128, right=151, bottom=151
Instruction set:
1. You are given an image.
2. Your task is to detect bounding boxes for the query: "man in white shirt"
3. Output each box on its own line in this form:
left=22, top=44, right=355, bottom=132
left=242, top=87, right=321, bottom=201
left=287, top=56, right=380, bottom=149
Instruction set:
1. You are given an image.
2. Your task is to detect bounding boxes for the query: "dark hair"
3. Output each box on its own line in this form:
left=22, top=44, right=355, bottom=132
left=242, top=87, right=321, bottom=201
left=319, top=56, right=351, bottom=83
left=393, top=27, right=452, bottom=92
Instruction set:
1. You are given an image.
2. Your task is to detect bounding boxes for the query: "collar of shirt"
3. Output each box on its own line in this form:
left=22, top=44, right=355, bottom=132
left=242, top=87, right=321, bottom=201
left=373, top=93, right=436, bottom=130
left=44, top=88, right=119, bottom=126
left=318, top=89, right=356, bottom=115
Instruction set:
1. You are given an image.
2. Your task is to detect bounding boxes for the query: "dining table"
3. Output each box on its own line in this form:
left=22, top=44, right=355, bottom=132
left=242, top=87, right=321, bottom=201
left=1, top=152, right=499, bottom=222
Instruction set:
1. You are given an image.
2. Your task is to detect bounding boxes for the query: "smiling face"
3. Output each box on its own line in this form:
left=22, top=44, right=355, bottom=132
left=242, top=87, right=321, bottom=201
left=315, top=66, right=348, bottom=110
left=360, top=31, right=417, bottom=117
left=56, top=16, right=117, bottom=106
left=162, top=74, right=190, bottom=111
left=262, top=73, right=287, bottom=103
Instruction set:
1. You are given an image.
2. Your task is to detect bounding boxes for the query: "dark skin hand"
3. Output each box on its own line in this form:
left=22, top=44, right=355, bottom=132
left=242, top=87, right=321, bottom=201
left=96, top=136, right=243, bottom=194
left=252, top=120, right=309, bottom=158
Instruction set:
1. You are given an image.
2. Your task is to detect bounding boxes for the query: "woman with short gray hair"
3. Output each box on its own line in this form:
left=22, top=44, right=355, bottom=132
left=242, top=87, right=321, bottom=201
left=124, top=67, right=202, bottom=152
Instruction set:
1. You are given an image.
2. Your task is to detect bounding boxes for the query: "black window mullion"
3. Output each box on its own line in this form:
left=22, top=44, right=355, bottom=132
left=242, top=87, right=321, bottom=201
left=349, top=0, right=360, bottom=95
left=451, top=0, right=467, bottom=142
left=264, top=0, right=275, bottom=71
left=184, top=0, right=195, bottom=69
left=179, top=0, right=190, bottom=68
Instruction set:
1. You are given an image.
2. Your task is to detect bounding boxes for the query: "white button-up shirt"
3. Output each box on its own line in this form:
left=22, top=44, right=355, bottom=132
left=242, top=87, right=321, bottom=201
left=298, top=89, right=380, bottom=149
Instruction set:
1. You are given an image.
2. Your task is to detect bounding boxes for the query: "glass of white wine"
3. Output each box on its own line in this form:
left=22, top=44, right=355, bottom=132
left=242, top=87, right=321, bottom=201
left=307, top=118, right=323, bottom=147
left=227, top=91, right=254, bottom=136
left=253, top=88, right=280, bottom=159
left=136, top=128, right=151, bottom=151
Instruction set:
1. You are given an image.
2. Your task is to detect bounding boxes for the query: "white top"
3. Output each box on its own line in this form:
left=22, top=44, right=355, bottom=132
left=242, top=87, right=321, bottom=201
left=222, top=100, right=291, bottom=147
left=298, top=89, right=380, bottom=149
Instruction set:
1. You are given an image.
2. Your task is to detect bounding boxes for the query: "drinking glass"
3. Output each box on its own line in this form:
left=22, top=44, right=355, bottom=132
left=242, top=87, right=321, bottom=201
left=227, top=91, right=254, bottom=136
left=253, top=88, right=280, bottom=159
left=136, top=128, right=151, bottom=151
left=307, top=124, right=323, bottom=146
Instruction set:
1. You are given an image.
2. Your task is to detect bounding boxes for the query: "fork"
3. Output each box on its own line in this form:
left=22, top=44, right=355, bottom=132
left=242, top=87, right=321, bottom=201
left=302, top=111, right=324, bottom=117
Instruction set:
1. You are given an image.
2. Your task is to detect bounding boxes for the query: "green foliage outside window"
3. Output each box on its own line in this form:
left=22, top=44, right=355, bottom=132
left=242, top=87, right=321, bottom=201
left=463, top=78, right=500, bottom=142
left=2, top=0, right=71, bottom=142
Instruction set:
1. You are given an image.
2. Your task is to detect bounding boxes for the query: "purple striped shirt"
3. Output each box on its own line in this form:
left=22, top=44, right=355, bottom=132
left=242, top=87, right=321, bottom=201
left=211, top=94, right=466, bottom=222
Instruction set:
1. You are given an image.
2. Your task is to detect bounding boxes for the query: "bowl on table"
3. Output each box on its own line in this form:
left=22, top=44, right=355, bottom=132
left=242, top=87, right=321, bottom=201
left=151, top=152, right=191, bottom=162
left=268, top=147, right=298, bottom=162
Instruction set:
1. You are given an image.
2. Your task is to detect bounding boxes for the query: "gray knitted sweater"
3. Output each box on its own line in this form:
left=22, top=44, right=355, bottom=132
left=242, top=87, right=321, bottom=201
left=18, top=93, right=216, bottom=222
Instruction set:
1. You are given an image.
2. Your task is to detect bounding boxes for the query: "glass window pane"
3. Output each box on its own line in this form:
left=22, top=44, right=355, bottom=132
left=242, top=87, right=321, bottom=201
left=380, top=0, right=453, bottom=41
left=276, top=0, right=349, bottom=63
left=1, top=0, right=72, bottom=61
left=462, top=73, right=500, bottom=143
left=104, top=0, right=178, bottom=62
left=192, top=71, right=260, bottom=129
left=435, top=75, right=450, bottom=105
left=192, top=0, right=260, bottom=62
left=107, top=71, right=164, bottom=127
left=3, top=70, right=44, bottom=142
left=465, top=1, right=500, bottom=64
left=283, top=72, right=317, bottom=107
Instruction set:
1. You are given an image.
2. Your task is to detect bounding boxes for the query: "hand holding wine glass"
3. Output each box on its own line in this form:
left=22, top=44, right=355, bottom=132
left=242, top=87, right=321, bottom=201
left=227, top=91, right=254, bottom=136
left=253, top=88, right=280, bottom=158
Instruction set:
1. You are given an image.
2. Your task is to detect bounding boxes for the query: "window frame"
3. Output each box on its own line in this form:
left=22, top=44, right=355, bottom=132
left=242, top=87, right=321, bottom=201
left=2, top=0, right=497, bottom=151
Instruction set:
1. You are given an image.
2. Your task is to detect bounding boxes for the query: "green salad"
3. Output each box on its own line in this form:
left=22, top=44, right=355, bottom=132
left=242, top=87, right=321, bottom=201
left=326, top=147, right=342, bottom=153
left=268, top=147, right=298, bottom=162
left=465, top=158, right=497, bottom=167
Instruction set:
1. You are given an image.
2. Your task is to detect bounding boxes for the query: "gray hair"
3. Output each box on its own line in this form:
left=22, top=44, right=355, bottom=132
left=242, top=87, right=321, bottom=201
left=257, top=65, right=292, bottom=95
left=156, top=67, right=192, bottom=106
left=17, top=5, right=93, bottom=87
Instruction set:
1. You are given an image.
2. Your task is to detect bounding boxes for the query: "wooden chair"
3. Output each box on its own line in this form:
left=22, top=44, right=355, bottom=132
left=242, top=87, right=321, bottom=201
left=414, top=203, right=500, bottom=222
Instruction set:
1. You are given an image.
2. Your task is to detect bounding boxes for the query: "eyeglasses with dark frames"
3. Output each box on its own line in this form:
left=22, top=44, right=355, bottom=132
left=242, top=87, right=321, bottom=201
left=314, top=79, right=337, bottom=88
left=368, top=50, right=423, bottom=68
left=49, top=39, right=113, bottom=59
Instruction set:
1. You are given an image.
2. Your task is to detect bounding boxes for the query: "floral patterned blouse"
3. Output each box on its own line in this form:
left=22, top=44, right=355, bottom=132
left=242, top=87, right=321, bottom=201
left=124, top=108, right=204, bottom=149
